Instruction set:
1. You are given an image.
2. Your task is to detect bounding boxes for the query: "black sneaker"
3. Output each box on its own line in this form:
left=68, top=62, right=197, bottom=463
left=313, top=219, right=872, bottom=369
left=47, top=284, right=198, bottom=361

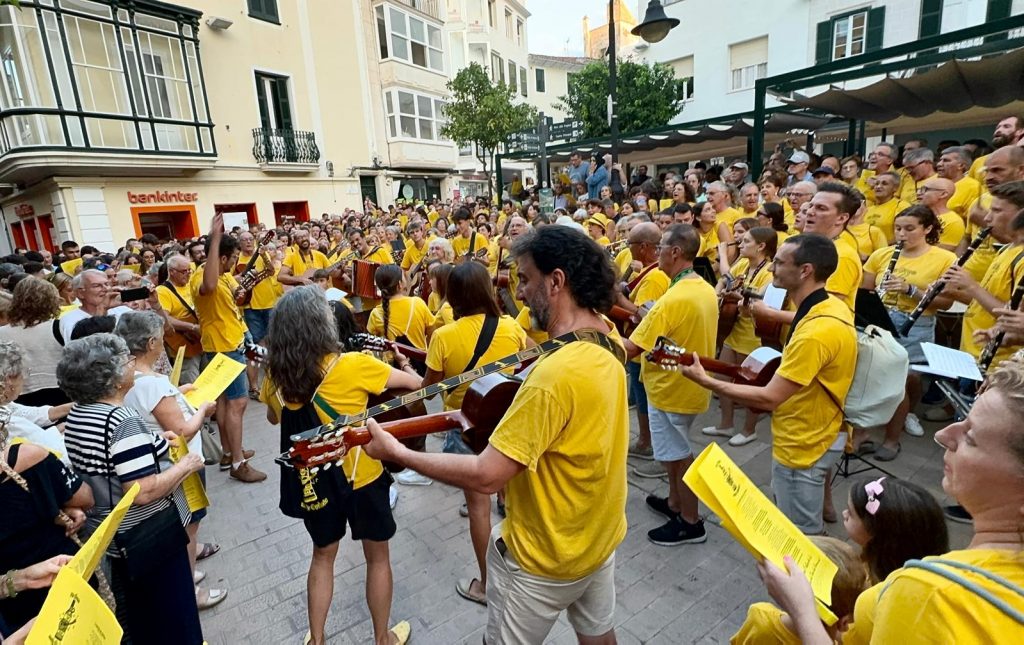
left=645, top=495, right=673, bottom=519
left=943, top=504, right=973, bottom=524
left=647, top=515, right=707, bottom=546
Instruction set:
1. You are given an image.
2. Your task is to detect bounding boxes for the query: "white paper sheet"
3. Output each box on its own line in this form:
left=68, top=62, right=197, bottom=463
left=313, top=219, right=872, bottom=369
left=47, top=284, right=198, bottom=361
left=761, top=284, right=787, bottom=310
left=912, top=342, right=984, bottom=381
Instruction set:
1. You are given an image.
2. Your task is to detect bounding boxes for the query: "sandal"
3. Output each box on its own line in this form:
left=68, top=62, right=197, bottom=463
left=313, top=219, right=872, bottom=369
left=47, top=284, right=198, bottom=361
left=248, top=388, right=260, bottom=401
left=389, top=620, right=411, bottom=645
left=196, top=586, right=228, bottom=610
left=196, top=542, right=220, bottom=561
left=456, top=577, right=488, bottom=606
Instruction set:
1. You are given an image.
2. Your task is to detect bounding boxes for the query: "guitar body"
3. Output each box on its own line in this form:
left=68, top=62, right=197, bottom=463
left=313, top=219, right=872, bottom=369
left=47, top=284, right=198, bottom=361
left=717, top=299, right=740, bottom=346
left=459, top=373, right=521, bottom=453
left=494, top=270, right=519, bottom=316
left=754, top=317, right=785, bottom=351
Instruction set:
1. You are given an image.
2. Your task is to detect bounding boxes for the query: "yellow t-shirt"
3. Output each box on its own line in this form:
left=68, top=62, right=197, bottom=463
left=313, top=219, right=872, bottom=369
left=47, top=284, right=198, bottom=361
left=772, top=295, right=857, bottom=468
left=849, top=549, right=1024, bottom=644
left=630, top=275, right=718, bottom=414
left=157, top=283, right=200, bottom=357
left=716, top=206, right=743, bottom=228
left=277, top=352, right=391, bottom=490
left=658, top=198, right=673, bottom=211
left=614, top=247, right=633, bottom=275
left=515, top=306, right=549, bottom=345
left=628, top=266, right=671, bottom=362
left=961, top=243, right=1024, bottom=365
left=283, top=249, right=329, bottom=277
left=830, top=233, right=864, bottom=310
left=864, top=198, right=913, bottom=244
left=401, top=239, right=429, bottom=271
left=969, top=154, right=988, bottom=193
left=948, top=176, right=982, bottom=220
left=486, top=240, right=502, bottom=276
left=963, top=194, right=998, bottom=283
left=237, top=253, right=280, bottom=311
left=452, top=233, right=484, bottom=258
left=426, top=291, right=441, bottom=314
left=362, top=246, right=395, bottom=265
left=434, top=300, right=454, bottom=328
left=425, top=314, right=526, bottom=410
left=731, top=602, right=801, bottom=645
left=367, top=295, right=435, bottom=350
left=699, top=226, right=721, bottom=265
left=723, top=258, right=774, bottom=355
left=846, top=222, right=889, bottom=260
left=489, top=340, right=628, bottom=580
left=192, top=272, right=247, bottom=353
left=594, top=236, right=611, bottom=247
left=937, top=211, right=966, bottom=249
left=776, top=229, right=793, bottom=249
left=864, top=245, right=957, bottom=314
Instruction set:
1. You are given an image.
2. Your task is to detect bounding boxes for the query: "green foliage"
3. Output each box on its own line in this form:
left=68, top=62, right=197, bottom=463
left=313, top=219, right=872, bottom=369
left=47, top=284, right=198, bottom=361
left=556, top=59, right=686, bottom=139
left=440, top=62, right=537, bottom=195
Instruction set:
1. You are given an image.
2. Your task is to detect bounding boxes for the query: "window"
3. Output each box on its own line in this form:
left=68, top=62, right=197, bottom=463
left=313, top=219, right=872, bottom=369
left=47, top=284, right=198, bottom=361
left=255, top=72, right=292, bottom=131
left=519, top=66, right=527, bottom=97
left=667, top=55, right=694, bottom=100
left=516, top=19, right=524, bottom=46
left=507, top=60, right=517, bottom=92
left=491, top=52, right=504, bottom=83
left=833, top=11, right=867, bottom=59
left=378, top=4, right=444, bottom=73
left=505, top=9, right=513, bottom=39
left=247, top=0, right=279, bottom=24
left=728, top=37, right=767, bottom=91
left=383, top=88, right=446, bottom=142
left=535, top=67, right=546, bottom=92
left=488, top=0, right=496, bottom=27
left=815, top=7, right=885, bottom=64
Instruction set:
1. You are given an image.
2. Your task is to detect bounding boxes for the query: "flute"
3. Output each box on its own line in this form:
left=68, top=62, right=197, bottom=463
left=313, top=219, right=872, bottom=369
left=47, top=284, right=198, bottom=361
left=898, top=227, right=991, bottom=336
left=876, top=241, right=904, bottom=300
left=978, top=275, right=1024, bottom=373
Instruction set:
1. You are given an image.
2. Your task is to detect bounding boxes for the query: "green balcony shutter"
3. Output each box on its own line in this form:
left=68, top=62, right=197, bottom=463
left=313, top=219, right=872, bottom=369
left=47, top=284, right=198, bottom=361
left=866, top=7, right=886, bottom=52
left=815, top=20, right=832, bottom=65
left=919, top=0, right=943, bottom=39
left=987, top=0, right=1012, bottom=41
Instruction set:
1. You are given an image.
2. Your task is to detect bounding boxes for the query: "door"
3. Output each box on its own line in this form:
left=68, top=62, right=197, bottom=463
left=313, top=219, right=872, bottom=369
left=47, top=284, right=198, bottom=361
left=273, top=201, right=309, bottom=225
left=360, top=176, right=378, bottom=206
left=255, top=72, right=295, bottom=162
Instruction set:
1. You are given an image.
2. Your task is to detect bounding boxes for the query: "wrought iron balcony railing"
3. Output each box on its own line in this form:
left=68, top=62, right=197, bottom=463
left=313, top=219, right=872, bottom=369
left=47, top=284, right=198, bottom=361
left=252, top=128, right=321, bottom=165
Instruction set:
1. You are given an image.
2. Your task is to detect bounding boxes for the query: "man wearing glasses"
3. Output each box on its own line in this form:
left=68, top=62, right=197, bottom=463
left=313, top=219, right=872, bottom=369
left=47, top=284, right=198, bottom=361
left=856, top=142, right=917, bottom=205
left=157, top=254, right=203, bottom=385
left=903, top=147, right=938, bottom=194
left=59, top=269, right=133, bottom=342
left=916, top=177, right=966, bottom=252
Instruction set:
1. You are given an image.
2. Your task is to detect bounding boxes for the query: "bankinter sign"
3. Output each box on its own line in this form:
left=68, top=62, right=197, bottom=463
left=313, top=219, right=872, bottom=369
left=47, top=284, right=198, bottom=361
left=127, top=190, right=198, bottom=204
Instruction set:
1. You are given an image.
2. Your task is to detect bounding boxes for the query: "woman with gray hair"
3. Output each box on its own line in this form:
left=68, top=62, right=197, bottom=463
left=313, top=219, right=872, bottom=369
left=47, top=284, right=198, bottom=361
left=116, top=312, right=225, bottom=610
left=59, top=333, right=204, bottom=644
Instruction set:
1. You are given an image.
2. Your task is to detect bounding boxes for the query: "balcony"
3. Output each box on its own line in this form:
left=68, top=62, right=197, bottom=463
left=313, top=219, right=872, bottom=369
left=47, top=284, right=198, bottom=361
left=252, top=128, right=320, bottom=172
left=0, top=1, right=217, bottom=183
left=386, top=0, right=444, bottom=22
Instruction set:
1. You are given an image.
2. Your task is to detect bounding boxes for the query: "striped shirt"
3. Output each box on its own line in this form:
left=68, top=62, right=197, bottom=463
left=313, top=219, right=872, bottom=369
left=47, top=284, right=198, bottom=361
left=64, top=402, right=190, bottom=555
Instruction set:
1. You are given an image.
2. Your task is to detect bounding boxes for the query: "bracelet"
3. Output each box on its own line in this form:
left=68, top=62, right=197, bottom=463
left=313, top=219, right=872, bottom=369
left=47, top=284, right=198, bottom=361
left=3, top=570, right=17, bottom=598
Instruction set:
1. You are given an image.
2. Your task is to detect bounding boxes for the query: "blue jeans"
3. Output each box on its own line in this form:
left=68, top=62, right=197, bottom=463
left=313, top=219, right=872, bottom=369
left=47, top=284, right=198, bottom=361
left=626, top=361, right=647, bottom=416
left=243, top=308, right=272, bottom=344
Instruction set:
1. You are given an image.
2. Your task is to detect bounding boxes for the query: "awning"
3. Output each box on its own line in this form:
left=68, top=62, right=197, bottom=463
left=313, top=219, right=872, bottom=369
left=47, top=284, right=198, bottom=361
left=791, top=47, right=1024, bottom=122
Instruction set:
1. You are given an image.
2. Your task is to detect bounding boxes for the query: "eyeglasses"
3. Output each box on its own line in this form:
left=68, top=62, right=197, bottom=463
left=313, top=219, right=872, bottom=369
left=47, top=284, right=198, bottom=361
left=916, top=186, right=943, bottom=193
left=170, top=266, right=193, bottom=274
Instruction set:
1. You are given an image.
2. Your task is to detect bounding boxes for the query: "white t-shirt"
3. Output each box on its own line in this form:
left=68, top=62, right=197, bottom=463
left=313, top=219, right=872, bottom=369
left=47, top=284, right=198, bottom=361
left=58, top=305, right=133, bottom=344
left=3, top=402, right=69, bottom=465
left=0, top=322, right=64, bottom=393
left=124, top=372, right=204, bottom=458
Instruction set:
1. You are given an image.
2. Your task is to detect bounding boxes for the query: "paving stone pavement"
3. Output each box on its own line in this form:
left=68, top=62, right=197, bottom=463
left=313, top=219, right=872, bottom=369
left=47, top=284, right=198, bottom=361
left=195, top=397, right=970, bottom=644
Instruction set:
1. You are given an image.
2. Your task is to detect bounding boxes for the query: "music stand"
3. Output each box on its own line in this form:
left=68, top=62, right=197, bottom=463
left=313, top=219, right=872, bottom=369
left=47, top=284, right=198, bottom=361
left=693, top=257, right=716, bottom=286
left=854, top=289, right=899, bottom=336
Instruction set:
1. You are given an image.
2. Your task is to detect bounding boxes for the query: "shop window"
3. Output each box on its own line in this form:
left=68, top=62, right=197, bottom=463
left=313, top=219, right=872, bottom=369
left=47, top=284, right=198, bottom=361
left=131, top=206, right=199, bottom=241
left=273, top=201, right=309, bottom=226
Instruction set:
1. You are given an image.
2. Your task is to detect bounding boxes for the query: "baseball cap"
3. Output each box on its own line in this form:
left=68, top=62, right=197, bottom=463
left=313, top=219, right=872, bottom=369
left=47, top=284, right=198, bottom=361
left=812, top=166, right=835, bottom=176
left=728, top=161, right=749, bottom=171
left=787, top=151, right=810, bottom=165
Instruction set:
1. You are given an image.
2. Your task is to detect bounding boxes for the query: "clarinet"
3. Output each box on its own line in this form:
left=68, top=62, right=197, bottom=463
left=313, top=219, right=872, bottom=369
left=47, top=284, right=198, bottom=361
left=876, top=241, right=904, bottom=300
left=977, top=276, right=1024, bottom=373
left=899, top=227, right=991, bottom=336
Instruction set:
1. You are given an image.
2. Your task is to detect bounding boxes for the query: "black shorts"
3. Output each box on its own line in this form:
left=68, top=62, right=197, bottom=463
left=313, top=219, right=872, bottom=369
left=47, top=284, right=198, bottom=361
left=302, top=472, right=396, bottom=547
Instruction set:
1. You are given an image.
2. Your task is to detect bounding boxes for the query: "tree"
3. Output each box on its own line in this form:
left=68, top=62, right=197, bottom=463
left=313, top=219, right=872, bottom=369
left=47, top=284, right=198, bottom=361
left=556, top=59, right=686, bottom=139
left=440, top=62, right=537, bottom=198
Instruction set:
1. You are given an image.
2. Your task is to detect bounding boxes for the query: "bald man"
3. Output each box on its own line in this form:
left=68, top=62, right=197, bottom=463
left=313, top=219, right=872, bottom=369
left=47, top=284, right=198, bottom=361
left=937, top=146, right=982, bottom=220
left=917, top=177, right=966, bottom=251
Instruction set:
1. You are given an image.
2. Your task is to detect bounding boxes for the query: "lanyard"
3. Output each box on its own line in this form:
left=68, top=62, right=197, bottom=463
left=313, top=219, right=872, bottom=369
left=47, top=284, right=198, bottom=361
left=670, top=268, right=694, bottom=287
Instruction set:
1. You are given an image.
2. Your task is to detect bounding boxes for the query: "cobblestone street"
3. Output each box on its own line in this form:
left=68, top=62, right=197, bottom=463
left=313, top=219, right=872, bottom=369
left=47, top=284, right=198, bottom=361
left=195, top=399, right=969, bottom=644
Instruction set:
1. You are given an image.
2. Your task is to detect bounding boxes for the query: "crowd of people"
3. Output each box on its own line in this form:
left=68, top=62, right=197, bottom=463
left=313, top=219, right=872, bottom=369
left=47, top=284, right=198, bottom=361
left=0, top=116, right=1022, bottom=644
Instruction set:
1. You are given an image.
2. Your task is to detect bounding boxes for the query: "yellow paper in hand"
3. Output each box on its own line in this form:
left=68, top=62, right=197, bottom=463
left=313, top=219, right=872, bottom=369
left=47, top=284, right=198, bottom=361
left=169, top=435, right=209, bottom=512
left=184, top=353, right=245, bottom=407
left=60, top=257, right=83, bottom=275
left=683, top=443, right=838, bottom=623
left=27, top=565, right=123, bottom=644
left=59, top=303, right=81, bottom=316
left=169, top=345, right=186, bottom=387
left=67, top=483, right=140, bottom=580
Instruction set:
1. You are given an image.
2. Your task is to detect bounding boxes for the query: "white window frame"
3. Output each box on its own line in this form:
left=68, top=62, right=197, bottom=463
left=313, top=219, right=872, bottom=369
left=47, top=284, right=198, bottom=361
left=832, top=11, right=867, bottom=61
left=383, top=87, right=447, bottom=143
left=729, top=62, right=766, bottom=92
left=376, top=3, right=445, bottom=74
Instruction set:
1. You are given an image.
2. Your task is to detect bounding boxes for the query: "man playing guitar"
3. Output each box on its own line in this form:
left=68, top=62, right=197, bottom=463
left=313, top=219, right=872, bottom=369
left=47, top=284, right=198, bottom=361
left=364, top=226, right=628, bottom=644
left=278, top=228, right=329, bottom=286
left=157, top=254, right=203, bottom=384
left=451, top=207, right=488, bottom=265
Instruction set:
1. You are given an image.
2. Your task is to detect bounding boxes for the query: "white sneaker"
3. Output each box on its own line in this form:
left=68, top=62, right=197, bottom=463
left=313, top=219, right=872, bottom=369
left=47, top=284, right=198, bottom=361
left=395, top=469, right=433, bottom=486
left=701, top=425, right=734, bottom=437
left=904, top=413, right=924, bottom=437
left=727, top=433, right=757, bottom=446
left=389, top=484, right=399, bottom=509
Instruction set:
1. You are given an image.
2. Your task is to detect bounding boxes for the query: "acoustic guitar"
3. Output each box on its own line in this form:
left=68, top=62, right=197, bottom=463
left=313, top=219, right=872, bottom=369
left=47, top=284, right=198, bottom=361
left=645, top=336, right=781, bottom=388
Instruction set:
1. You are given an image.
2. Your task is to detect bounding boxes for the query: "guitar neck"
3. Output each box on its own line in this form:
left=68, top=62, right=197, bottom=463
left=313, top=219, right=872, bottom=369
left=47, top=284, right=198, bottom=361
left=344, top=410, right=469, bottom=448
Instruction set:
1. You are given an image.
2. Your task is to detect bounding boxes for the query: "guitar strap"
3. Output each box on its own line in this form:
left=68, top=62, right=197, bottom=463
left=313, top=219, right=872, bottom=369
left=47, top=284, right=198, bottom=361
left=463, top=315, right=499, bottom=373
left=467, top=231, right=477, bottom=257
left=626, top=262, right=658, bottom=293
left=288, top=329, right=625, bottom=445
left=160, top=282, right=199, bottom=322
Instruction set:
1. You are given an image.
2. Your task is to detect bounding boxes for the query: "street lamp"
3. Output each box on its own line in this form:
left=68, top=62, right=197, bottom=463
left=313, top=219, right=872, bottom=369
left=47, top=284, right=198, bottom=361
left=607, top=0, right=679, bottom=166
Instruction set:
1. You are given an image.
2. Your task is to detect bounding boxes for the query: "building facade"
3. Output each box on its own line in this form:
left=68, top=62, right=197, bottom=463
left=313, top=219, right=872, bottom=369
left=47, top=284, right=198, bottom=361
left=527, top=54, right=593, bottom=123
left=0, top=0, right=384, bottom=253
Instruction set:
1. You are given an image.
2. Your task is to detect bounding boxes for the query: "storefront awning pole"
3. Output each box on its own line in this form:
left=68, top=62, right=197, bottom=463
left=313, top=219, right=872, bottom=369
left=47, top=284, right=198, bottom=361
left=751, top=78, right=768, bottom=177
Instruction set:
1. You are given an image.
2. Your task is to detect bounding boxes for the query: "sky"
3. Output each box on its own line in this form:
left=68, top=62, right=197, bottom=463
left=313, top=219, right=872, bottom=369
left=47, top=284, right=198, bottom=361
left=526, top=0, right=636, bottom=57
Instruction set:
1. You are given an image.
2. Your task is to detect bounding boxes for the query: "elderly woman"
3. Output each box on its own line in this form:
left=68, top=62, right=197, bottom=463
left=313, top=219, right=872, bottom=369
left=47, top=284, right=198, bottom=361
left=115, top=312, right=225, bottom=610
left=59, top=333, right=204, bottom=645
left=0, top=277, right=69, bottom=406
left=758, top=358, right=1024, bottom=643
left=0, top=344, right=92, bottom=636
left=428, top=237, right=455, bottom=264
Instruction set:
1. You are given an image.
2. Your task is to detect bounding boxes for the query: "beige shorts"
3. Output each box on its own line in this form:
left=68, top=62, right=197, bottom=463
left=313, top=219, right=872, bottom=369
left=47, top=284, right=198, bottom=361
left=484, top=522, right=616, bottom=644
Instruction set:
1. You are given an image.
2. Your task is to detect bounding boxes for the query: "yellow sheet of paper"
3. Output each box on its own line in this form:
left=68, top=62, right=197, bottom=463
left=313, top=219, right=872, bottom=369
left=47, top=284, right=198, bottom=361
left=169, top=345, right=186, bottom=387
left=170, top=435, right=209, bottom=512
left=184, top=353, right=245, bottom=407
left=60, top=257, right=83, bottom=275
left=59, top=303, right=81, bottom=316
left=27, top=566, right=122, bottom=645
left=67, top=484, right=139, bottom=580
left=683, top=443, right=838, bottom=623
